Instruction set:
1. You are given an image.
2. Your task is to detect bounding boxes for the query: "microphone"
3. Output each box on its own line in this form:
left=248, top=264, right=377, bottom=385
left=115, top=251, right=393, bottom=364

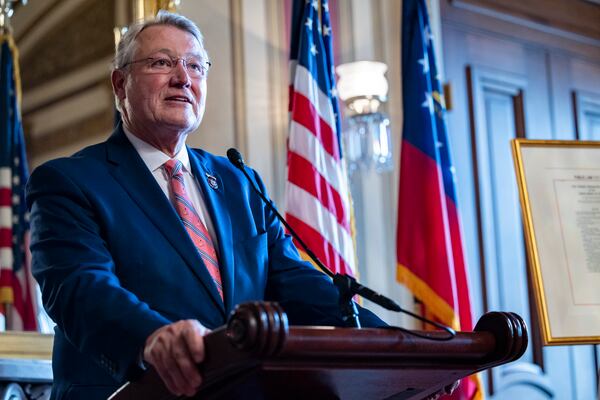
left=226, top=147, right=405, bottom=323
left=226, top=148, right=244, bottom=170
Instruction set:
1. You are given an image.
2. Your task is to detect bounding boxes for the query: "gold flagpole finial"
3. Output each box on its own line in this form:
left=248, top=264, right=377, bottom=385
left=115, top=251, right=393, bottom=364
left=115, top=0, right=181, bottom=51
left=133, top=0, right=181, bottom=22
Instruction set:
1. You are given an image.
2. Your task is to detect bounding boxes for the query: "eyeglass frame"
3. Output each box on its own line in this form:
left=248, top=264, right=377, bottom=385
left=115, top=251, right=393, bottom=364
left=119, top=55, right=212, bottom=78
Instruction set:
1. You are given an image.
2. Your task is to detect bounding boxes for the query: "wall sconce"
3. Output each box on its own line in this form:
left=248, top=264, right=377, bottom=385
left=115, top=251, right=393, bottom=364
left=337, top=61, right=393, bottom=174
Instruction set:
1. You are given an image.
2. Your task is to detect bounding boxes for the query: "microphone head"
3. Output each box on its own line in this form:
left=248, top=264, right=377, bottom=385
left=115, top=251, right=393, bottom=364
left=227, top=148, right=245, bottom=169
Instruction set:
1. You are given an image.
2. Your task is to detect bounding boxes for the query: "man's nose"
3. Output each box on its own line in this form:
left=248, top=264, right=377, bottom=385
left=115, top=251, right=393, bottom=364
left=171, top=60, right=191, bottom=87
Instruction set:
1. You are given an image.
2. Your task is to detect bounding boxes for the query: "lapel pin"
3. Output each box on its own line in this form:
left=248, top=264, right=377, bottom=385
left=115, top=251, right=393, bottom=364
left=206, top=172, right=219, bottom=190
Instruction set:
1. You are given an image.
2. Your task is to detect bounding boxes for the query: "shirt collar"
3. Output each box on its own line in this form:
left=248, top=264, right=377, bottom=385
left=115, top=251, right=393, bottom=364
left=123, top=126, right=192, bottom=174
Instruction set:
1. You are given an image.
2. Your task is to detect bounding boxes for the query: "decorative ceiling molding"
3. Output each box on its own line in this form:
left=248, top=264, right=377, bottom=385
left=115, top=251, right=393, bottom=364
left=20, top=0, right=115, bottom=90
left=26, top=107, right=113, bottom=161
left=26, top=83, right=112, bottom=138
left=17, top=0, right=93, bottom=56
left=22, top=55, right=113, bottom=113
left=11, top=0, right=60, bottom=41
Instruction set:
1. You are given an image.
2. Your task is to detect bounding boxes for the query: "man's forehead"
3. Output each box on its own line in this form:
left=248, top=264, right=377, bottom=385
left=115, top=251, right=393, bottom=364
left=134, top=25, right=206, bottom=56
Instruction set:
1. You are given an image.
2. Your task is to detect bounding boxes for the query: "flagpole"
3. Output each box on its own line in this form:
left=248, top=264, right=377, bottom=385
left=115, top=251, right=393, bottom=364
left=317, top=0, right=322, bottom=23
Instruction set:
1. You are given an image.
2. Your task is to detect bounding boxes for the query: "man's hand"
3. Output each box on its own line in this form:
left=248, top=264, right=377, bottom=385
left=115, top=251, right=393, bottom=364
left=143, top=320, right=210, bottom=397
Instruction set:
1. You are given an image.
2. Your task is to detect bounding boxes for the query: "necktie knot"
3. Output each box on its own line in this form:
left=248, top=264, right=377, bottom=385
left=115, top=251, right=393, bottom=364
left=164, top=159, right=183, bottom=179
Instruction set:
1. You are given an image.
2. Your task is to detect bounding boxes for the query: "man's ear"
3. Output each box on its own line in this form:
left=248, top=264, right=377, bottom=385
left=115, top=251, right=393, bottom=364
left=111, top=69, right=127, bottom=102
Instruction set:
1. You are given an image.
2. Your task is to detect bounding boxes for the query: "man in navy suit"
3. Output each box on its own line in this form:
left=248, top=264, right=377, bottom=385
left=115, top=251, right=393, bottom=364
left=26, top=11, right=383, bottom=400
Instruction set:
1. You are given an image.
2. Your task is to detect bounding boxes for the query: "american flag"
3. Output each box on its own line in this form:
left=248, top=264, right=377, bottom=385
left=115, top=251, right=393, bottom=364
left=0, top=35, right=38, bottom=331
left=396, top=0, right=482, bottom=398
left=286, top=0, right=355, bottom=276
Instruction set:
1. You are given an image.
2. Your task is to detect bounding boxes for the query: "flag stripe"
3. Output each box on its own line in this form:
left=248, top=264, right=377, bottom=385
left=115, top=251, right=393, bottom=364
left=446, top=198, right=474, bottom=329
left=288, top=121, right=349, bottom=200
left=287, top=151, right=349, bottom=231
left=0, top=188, right=10, bottom=206
left=290, top=63, right=337, bottom=137
left=287, top=214, right=352, bottom=275
left=0, top=208, right=11, bottom=228
left=0, top=248, right=12, bottom=269
left=286, top=182, right=354, bottom=264
left=290, top=90, right=338, bottom=160
left=0, top=269, right=12, bottom=289
left=0, top=168, right=10, bottom=184
left=397, top=141, right=456, bottom=305
left=0, top=229, right=11, bottom=249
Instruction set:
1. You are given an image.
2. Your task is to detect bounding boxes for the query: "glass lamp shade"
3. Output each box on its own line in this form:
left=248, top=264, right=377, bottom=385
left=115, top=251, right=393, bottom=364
left=337, top=61, right=393, bottom=174
left=337, top=61, right=388, bottom=113
left=343, top=112, right=393, bottom=174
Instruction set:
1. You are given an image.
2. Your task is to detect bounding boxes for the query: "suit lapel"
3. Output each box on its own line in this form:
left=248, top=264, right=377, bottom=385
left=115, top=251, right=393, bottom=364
left=188, top=149, right=235, bottom=313
left=104, top=127, right=226, bottom=316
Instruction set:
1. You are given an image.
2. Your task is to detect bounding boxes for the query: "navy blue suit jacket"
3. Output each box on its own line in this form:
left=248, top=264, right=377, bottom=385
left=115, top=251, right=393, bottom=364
left=26, top=126, right=384, bottom=400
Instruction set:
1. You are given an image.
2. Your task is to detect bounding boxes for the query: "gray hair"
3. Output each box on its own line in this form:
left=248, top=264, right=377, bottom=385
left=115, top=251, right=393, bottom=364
left=113, top=10, right=207, bottom=71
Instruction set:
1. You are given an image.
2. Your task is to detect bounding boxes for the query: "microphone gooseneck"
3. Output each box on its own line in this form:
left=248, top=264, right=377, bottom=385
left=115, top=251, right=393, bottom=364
left=226, top=148, right=456, bottom=338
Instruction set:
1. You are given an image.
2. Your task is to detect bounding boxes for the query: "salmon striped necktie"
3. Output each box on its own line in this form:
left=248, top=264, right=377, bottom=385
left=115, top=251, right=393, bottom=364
left=163, top=159, right=223, bottom=301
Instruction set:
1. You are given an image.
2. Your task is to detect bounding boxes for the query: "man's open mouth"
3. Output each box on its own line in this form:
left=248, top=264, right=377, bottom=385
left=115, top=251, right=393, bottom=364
left=165, top=96, right=192, bottom=104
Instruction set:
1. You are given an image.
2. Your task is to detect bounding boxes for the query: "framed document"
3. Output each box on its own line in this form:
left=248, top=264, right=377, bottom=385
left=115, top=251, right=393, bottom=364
left=512, top=139, right=600, bottom=345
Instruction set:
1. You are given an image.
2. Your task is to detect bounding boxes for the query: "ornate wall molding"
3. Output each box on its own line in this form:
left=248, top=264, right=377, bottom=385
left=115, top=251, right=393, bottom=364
left=20, top=0, right=114, bottom=90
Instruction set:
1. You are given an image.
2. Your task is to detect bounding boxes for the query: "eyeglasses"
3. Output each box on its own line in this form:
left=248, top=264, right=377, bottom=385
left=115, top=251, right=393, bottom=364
left=121, top=56, right=212, bottom=79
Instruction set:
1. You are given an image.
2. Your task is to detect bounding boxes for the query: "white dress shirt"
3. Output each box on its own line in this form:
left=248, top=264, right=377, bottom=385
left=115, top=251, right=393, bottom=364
left=123, top=128, right=220, bottom=252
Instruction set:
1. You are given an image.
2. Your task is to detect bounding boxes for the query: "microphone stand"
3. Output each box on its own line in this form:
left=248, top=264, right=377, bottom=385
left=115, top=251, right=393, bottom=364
left=227, top=149, right=403, bottom=328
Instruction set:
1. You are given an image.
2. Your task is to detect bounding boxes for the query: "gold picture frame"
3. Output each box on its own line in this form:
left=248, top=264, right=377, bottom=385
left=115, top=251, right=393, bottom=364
left=512, top=139, right=600, bottom=345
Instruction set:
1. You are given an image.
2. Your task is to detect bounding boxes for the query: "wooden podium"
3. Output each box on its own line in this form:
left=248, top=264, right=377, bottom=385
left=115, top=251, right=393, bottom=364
left=110, top=302, right=527, bottom=400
